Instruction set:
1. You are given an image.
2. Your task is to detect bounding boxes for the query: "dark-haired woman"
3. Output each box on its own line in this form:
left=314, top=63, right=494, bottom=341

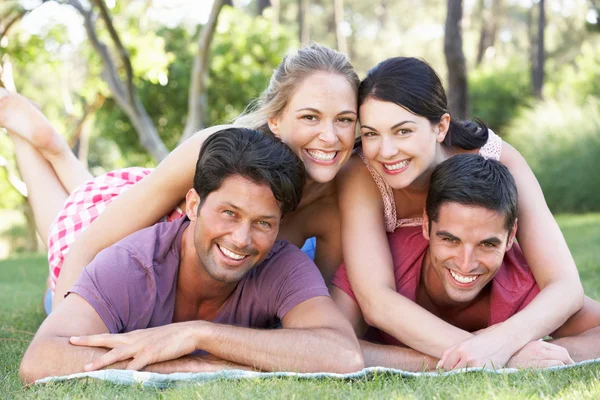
left=333, top=57, right=582, bottom=370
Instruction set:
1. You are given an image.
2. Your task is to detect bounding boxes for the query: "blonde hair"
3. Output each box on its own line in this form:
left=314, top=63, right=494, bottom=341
left=234, top=43, right=359, bottom=134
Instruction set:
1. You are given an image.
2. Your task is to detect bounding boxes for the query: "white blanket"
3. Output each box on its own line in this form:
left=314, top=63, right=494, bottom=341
left=35, top=359, right=600, bottom=388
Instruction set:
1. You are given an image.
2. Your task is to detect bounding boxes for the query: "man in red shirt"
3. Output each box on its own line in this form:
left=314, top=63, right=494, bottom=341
left=332, top=154, right=600, bottom=371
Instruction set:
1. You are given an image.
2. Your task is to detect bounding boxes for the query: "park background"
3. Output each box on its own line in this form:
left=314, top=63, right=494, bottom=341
left=1, top=0, right=600, bottom=398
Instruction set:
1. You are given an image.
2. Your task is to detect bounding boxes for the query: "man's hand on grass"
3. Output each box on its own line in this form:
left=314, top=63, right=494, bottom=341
left=69, top=321, right=203, bottom=371
left=505, top=340, right=574, bottom=369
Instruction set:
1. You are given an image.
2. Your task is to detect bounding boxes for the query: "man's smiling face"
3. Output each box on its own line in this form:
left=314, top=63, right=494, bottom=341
left=422, top=202, right=517, bottom=306
left=189, top=175, right=282, bottom=284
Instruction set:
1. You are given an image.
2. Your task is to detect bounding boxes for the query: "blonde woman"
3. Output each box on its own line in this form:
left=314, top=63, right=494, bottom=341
left=1, top=43, right=359, bottom=312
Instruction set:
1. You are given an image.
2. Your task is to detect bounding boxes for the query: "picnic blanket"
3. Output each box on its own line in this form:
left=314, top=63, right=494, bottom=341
left=36, top=359, right=600, bottom=388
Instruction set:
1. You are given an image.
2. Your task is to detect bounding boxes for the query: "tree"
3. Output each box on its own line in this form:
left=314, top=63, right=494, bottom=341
left=334, top=0, right=348, bottom=53
left=444, top=0, right=469, bottom=119
left=298, top=0, right=311, bottom=45
left=531, top=0, right=545, bottom=99
left=475, top=0, right=502, bottom=66
left=179, top=0, right=226, bottom=143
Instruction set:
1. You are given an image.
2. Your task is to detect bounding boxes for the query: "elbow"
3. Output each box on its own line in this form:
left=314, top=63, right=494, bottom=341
left=20, top=341, right=56, bottom=385
left=332, top=346, right=365, bottom=374
left=563, top=277, right=584, bottom=314
left=20, top=349, right=45, bottom=385
left=359, top=293, right=388, bottom=329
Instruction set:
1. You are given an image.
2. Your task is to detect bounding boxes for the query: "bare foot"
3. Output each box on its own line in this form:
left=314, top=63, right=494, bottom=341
left=0, top=87, right=66, bottom=155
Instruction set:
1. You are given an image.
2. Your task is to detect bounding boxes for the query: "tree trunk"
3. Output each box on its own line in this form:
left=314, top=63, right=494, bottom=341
left=22, top=201, right=40, bottom=252
left=333, top=0, right=348, bottom=54
left=257, top=0, right=270, bottom=15
left=66, top=0, right=170, bottom=162
left=444, top=0, right=468, bottom=119
left=532, top=0, right=545, bottom=99
left=298, top=0, right=310, bottom=46
left=179, top=0, right=225, bottom=144
left=271, top=0, right=280, bottom=25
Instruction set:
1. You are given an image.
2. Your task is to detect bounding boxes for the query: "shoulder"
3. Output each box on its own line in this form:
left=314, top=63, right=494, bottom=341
left=337, top=153, right=383, bottom=207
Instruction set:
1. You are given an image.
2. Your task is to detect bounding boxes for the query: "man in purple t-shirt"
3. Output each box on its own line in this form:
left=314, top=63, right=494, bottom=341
left=20, top=129, right=363, bottom=383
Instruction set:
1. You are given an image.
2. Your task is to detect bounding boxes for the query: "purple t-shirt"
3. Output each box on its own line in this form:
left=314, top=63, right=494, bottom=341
left=69, top=217, right=329, bottom=333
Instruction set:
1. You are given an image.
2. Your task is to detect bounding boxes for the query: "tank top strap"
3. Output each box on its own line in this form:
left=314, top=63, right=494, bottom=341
left=357, top=148, right=397, bottom=233
left=478, top=129, right=502, bottom=161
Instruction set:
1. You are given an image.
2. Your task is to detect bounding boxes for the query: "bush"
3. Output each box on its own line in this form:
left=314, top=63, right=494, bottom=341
left=505, top=98, right=600, bottom=213
left=469, top=63, right=533, bottom=136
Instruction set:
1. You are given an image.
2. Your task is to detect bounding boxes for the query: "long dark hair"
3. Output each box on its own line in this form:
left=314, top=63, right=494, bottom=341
left=359, top=57, right=488, bottom=150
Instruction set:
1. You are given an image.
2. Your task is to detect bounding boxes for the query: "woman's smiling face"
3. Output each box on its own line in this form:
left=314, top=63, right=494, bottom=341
left=359, top=98, right=448, bottom=190
left=269, top=72, right=358, bottom=184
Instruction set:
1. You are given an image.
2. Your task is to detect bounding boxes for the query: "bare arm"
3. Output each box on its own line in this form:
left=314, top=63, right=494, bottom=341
left=337, top=156, right=472, bottom=357
left=474, top=143, right=584, bottom=351
left=20, top=294, right=250, bottom=384
left=76, top=296, right=364, bottom=374
left=360, top=341, right=437, bottom=371
left=53, top=125, right=230, bottom=309
left=20, top=294, right=113, bottom=384
left=550, top=297, right=600, bottom=362
left=331, top=285, right=438, bottom=371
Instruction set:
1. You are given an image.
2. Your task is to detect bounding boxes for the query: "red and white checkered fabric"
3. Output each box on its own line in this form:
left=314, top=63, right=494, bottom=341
left=47, top=167, right=185, bottom=291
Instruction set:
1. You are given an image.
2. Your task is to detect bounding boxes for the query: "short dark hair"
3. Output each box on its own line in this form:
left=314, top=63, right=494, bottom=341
left=194, top=128, right=305, bottom=215
left=359, top=57, right=488, bottom=150
left=426, top=154, right=518, bottom=231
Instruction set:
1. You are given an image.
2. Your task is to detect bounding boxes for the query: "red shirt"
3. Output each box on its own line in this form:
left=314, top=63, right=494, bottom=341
left=331, top=226, right=540, bottom=346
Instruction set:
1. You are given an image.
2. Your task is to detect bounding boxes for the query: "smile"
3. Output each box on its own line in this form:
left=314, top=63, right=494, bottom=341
left=449, top=269, right=479, bottom=284
left=306, top=149, right=338, bottom=163
left=382, top=159, right=410, bottom=173
left=217, top=244, right=248, bottom=261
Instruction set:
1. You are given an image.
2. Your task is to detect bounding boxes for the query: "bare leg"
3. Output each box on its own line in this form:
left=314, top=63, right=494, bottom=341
left=0, top=87, right=92, bottom=193
left=8, top=133, right=69, bottom=245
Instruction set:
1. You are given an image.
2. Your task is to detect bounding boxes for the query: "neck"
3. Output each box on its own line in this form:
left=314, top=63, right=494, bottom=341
left=176, top=225, right=236, bottom=318
left=297, top=176, right=330, bottom=209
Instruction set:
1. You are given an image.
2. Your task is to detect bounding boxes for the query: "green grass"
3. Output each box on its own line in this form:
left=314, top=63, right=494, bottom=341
left=1, top=214, right=600, bottom=398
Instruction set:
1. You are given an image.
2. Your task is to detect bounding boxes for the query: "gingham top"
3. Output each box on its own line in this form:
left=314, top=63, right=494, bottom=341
left=47, top=167, right=184, bottom=291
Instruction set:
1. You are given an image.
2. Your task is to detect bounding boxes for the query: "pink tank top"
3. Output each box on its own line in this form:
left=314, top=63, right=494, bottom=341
left=358, top=130, right=503, bottom=232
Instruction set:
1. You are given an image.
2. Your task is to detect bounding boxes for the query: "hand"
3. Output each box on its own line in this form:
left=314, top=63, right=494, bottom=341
left=70, top=321, right=204, bottom=371
left=437, top=326, right=515, bottom=370
left=506, top=341, right=574, bottom=369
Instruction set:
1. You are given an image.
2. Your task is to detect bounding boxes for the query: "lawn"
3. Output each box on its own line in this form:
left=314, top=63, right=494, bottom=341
left=1, top=214, right=600, bottom=399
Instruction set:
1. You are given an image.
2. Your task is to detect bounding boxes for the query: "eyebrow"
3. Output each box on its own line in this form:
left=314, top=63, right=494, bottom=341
left=480, top=237, right=503, bottom=245
left=436, top=230, right=460, bottom=241
left=221, top=202, right=279, bottom=221
left=361, top=120, right=416, bottom=131
left=295, top=107, right=357, bottom=116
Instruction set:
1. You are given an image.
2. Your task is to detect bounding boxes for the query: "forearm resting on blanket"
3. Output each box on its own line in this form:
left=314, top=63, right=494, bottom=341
left=359, top=340, right=438, bottom=372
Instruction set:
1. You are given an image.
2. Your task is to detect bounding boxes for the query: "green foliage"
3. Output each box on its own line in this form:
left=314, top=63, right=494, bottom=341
left=92, top=7, right=294, bottom=168
left=506, top=99, right=600, bottom=213
left=469, top=62, right=533, bottom=136
left=548, top=39, right=600, bottom=104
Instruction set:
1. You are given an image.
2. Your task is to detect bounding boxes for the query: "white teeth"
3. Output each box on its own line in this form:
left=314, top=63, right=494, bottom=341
left=383, top=159, right=410, bottom=171
left=307, top=150, right=336, bottom=161
left=218, top=245, right=245, bottom=260
left=449, top=270, right=478, bottom=284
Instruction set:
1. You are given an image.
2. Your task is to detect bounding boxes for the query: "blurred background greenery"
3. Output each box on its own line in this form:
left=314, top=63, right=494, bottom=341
left=0, top=0, right=599, bottom=257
